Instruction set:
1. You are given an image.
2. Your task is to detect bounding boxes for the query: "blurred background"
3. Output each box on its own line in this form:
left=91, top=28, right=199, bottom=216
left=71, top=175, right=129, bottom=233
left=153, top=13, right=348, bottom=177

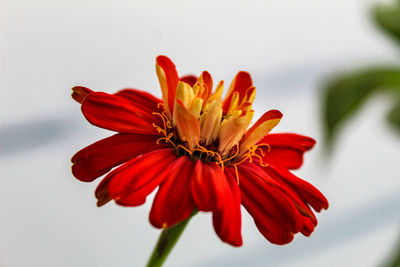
left=1, top=0, right=400, bottom=266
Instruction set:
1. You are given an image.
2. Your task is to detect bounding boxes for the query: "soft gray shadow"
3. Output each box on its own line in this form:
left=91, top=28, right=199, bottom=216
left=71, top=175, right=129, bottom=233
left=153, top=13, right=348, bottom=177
left=196, top=191, right=400, bottom=267
left=0, top=116, right=78, bottom=157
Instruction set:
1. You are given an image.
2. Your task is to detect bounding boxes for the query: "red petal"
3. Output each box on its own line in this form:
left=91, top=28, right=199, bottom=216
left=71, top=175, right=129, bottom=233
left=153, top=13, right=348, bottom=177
left=149, top=156, right=195, bottom=228
left=261, top=164, right=321, bottom=218
left=223, top=71, right=253, bottom=113
left=212, top=167, right=243, bottom=247
left=239, top=110, right=283, bottom=152
left=81, top=92, right=157, bottom=134
left=106, top=148, right=177, bottom=206
left=180, top=75, right=198, bottom=87
left=199, top=71, right=213, bottom=100
left=238, top=162, right=303, bottom=242
left=95, top=175, right=112, bottom=207
left=71, top=133, right=164, bottom=182
left=72, top=86, right=93, bottom=103
left=156, top=56, right=179, bottom=115
left=114, top=88, right=163, bottom=115
left=265, top=164, right=329, bottom=212
left=265, top=149, right=305, bottom=170
left=300, top=216, right=315, bottom=237
left=260, top=133, right=316, bottom=170
left=244, top=110, right=283, bottom=139
left=241, top=158, right=323, bottom=239
left=253, top=219, right=295, bottom=245
left=263, top=133, right=316, bottom=150
left=191, top=161, right=230, bottom=212
left=257, top=165, right=318, bottom=223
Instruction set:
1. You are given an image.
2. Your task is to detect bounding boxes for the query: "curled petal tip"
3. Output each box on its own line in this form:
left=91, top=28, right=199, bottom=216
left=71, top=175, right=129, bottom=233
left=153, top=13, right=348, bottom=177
left=180, top=75, right=198, bottom=87
left=156, top=55, right=170, bottom=62
left=96, top=196, right=112, bottom=207
left=72, top=86, right=93, bottom=103
left=95, top=177, right=112, bottom=207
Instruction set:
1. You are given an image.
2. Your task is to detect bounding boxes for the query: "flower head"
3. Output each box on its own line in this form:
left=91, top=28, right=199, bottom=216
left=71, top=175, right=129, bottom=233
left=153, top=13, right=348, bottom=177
left=71, top=56, right=328, bottom=246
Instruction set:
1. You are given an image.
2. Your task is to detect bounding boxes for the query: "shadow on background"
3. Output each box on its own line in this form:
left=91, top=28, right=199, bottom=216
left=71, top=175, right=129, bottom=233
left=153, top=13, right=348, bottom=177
left=0, top=116, right=77, bottom=157
left=198, top=191, right=400, bottom=267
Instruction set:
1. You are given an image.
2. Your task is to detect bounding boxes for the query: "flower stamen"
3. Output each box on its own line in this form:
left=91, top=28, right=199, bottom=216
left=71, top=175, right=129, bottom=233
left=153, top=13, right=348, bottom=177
left=156, top=133, right=178, bottom=150
left=176, top=144, right=193, bottom=155
left=230, top=143, right=271, bottom=184
left=152, top=123, right=166, bottom=135
left=233, top=164, right=240, bottom=185
left=153, top=73, right=271, bottom=177
left=152, top=112, right=167, bottom=133
left=221, top=143, right=240, bottom=163
left=253, top=154, right=269, bottom=167
left=255, top=143, right=271, bottom=153
left=194, top=143, right=225, bottom=171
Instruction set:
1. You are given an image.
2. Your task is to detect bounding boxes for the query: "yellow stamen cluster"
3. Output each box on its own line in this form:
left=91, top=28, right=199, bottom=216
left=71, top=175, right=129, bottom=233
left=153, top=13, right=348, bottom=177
left=171, top=74, right=257, bottom=154
left=152, top=73, right=274, bottom=185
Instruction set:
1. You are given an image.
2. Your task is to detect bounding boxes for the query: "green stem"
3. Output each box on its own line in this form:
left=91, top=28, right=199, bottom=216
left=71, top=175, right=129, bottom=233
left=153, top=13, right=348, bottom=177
left=146, top=212, right=196, bottom=267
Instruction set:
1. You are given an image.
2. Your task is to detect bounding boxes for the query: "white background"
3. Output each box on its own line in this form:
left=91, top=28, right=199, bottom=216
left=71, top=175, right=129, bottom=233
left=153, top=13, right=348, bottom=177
left=1, top=0, right=400, bottom=266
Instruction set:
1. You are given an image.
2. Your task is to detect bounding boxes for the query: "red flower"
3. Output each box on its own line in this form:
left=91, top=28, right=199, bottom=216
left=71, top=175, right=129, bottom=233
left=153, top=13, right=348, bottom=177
left=71, top=56, right=328, bottom=246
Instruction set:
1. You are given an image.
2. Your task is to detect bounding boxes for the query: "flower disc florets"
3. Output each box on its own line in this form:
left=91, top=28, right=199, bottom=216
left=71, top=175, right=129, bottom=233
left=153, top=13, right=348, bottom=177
left=154, top=60, right=282, bottom=178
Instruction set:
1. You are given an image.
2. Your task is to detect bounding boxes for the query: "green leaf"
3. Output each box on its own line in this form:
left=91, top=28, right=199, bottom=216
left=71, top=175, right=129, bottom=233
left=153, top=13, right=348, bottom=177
left=374, top=0, right=400, bottom=46
left=382, top=235, right=400, bottom=267
left=322, top=67, right=400, bottom=148
left=387, top=98, right=400, bottom=132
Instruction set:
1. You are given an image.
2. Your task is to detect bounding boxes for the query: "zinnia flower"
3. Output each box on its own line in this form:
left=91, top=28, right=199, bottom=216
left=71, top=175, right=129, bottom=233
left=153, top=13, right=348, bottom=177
left=71, top=56, right=328, bottom=246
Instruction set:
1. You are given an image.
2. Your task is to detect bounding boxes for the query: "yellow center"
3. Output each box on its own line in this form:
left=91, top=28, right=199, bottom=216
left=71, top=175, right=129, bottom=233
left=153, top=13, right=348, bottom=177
left=151, top=75, right=275, bottom=184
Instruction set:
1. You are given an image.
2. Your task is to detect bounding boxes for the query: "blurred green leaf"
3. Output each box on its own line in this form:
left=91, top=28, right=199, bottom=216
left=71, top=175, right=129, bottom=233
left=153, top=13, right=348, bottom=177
left=386, top=251, right=400, bottom=267
left=322, top=67, right=400, bottom=147
left=382, top=235, right=400, bottom=267
left=387, top=99, right=400, bottom=132
left=374, top=0, right=400, bottom=45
